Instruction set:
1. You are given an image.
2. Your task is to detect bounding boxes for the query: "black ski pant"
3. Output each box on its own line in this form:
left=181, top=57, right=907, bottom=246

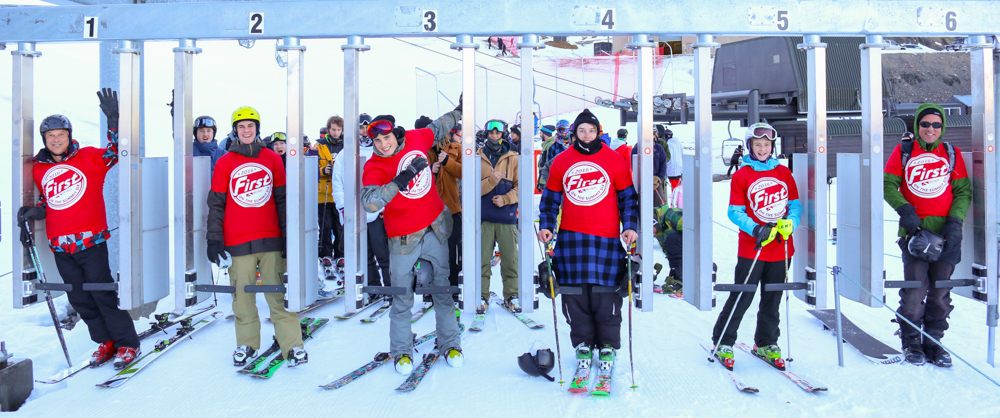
left=367, top=215, right=391, bottom=287
left=662, top=233, right=683, bottom=282
left=726, top=155, right=741, bottom=176
left=448, top=212, right=462, bottom=289
left=52, top=242, right=139, bottom=349
left=561, top=284, right=624, bottom=350
left=318, top=203, right=343, bottom=259
left=896, top=240, right=955, bottom=345
left=712, top=256, right=787, bottom=347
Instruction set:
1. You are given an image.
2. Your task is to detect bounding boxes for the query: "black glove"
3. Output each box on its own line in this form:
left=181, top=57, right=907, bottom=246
left=392, top=157, right=428, bottom=190
left=537, top=261, right=560, bottom=298
left=97, top=88, right=120, bottom=128
left=896, top=204, right=922, bottom=235
left=207, top=240, right=227, bottom=265
left=168, top=88, right=174, bottom=117
left=455, top=93, right=463, bottom=112
left=616, top=254, right=641, bottom=298
left=939, top=216, right=964, bottom=265
left=752, top=223, right=777, bottom=249
left=18, top=222, right=32, bottom=247
left=323, top=164, right=333, bottom=176
left=17, top=206, right=46, bottom=223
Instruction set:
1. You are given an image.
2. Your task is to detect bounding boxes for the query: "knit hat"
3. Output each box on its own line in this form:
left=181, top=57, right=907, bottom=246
left=511, top=125, right=521, bottom=137
left=414, top=115, right=433, bottom=129
left=541, top=125, right=556, bottom=136
left=371, top=115, right=405, bottom=140
left=917, top=107, right=944, bottom=124
left=572, top=109, right=601, bottom=135
left=372, top=115, right=395, bottom=125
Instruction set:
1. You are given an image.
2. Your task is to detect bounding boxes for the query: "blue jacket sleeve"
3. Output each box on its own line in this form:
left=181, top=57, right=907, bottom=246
left=785, top=199, right=802, bottom=230
left=539, top=188, right=563, bottom=232
left=617, top=185, right=639, bottom=232
left=728, top=205, right=759, bottom=235
left=655, top=144, right=667, bottom=179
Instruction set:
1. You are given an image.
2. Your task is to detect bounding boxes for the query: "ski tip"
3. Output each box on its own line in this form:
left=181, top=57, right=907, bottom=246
left=743, top=387, right=760, bottom=394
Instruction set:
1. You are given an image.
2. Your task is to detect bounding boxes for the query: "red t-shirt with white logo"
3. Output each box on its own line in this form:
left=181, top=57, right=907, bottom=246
left=884, top=142, right=968, bottom=218
left=32, top=147, right=112, bottom=240
left=730, top=164, right=798, bottom=261
left=211, top=149, right=285, bottom=246
left=546, top=145, right=633, bottom=238
left=362, top=128, right=444, bottom=238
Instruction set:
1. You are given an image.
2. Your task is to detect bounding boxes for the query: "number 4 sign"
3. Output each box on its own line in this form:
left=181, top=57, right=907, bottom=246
left=600, top=8, right=615, bottom=30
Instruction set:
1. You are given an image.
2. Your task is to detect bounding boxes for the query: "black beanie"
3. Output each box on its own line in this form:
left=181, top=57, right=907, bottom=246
left=371, top=115, right=405, bottom=140
left=917, top=107, right=944, bottom=124
left=414, top=115, right=433, bottom=129
left=572, top=109, right=601, bottom=136
left=372, top=115, right=395, bottom=125
left=617, top=128, right=628, bottom=138
left=511, top=125, right=521, bottom=137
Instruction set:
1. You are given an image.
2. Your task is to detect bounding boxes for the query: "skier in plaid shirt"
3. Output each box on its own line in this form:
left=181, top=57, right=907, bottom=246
left=537, top=109, right=639, bottom=375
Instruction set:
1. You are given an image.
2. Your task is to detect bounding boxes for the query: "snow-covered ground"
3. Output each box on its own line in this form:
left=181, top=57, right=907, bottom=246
left=2, top=37, right=999, bottom=417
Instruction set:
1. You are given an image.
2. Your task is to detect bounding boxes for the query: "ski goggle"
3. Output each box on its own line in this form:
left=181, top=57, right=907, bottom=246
left=366, top=120, right=394, bottom=138
left=485, top=120, right=507, bottom=132
left=270, top=132, right=287, bottom=142
left=747, top=124, right=777, bottom=141
left=919, top=121, right=943, bottom=129
left=195, top=118, right=216, bottom=128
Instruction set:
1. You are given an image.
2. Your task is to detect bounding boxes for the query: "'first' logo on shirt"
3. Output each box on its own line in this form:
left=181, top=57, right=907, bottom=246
left=230, top=163, right=273, bottom=208
left=41, top=166, right=87, bottom=211
left=905, top=154, right=950, bottom=199
left=748, top=177, right=788, bottom=223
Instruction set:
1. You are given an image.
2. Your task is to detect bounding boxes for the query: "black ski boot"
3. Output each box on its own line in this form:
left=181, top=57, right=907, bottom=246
left=924, top=337, right=952, bottom=368
left=902, top=337, right=926, bottom=366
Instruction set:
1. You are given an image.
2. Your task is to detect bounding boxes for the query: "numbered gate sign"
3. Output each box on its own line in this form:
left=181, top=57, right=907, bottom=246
left=249, top=13, right=264, bottom=34
left=84, top=16, right=98, bottom=38
left=600, top=8, right=615, bottom=30
left=423, top=10, right=438, bottom=32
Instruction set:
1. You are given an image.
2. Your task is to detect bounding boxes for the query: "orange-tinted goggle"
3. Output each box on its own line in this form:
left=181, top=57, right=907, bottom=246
left=366, top=120, right=394, bottom=138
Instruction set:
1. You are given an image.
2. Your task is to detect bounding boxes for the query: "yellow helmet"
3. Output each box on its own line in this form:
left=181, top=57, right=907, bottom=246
left=231, top=106, right=260, bottom=127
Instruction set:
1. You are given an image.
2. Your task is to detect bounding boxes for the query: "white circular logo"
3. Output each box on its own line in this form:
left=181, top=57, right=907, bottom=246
left=563, top=161, right=610, bottom=206
left=41, top=166, right=87, bottom=211
left=397, top=151, right=432, bottom=199
left=229, top=163, right=273, bottom=207
left=905, top=154, right=950, bottom=199
left=747, top=177, right=788, bottom=223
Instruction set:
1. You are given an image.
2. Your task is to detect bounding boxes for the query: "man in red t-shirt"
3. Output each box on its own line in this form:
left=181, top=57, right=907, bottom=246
left=710, top=123, right=801, bottom=371
left=361, top=104, right=463, bottom=375
left=18, top=89, right=141, bottom=370
left=207, top=106, right=306, bottom=368
left=884, top=103, right=971, bottom=367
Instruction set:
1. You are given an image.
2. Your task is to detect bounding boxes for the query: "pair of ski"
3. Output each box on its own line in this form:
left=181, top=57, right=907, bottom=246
left=702, top=342, right=827, bottom=394
left=238, top=317, right=329, bottom=379
left=37, top=304, right=218, bottom=385
left=96, top=311, right=223, bottom=388
left=469, top=292, right=544, bottom=332
left=320, top=324, right=465, bottom=391
left=568, top=354, right=615, bottom=396
left=334, top=296, right=390, bottom=323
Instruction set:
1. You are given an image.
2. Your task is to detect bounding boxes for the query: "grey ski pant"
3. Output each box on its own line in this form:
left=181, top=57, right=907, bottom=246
left=388, top=230, right=461, bottom=357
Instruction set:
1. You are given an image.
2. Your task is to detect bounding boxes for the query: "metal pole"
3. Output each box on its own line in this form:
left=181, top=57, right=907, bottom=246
left=683, top=34, right=719, bottom=311
left=11, top=42, right=41, bottom=309
left=518, top=34, right=543, bottom=313
left=967, top=34, right=998, bottom=366
left=795, top=35, right=829, bottom=308
left=279, top=37, right=310, bottom=311
left=170, top=39, right=201, bottom=310
left=832, top=266, right=845, bottom=367
left=452, top=35, right=478, bottom=313
left=342, top=36, right=370, bottom=314
left=114, top=40, right=142, bottom=309
left=858, top=35, right=887, bottom=307
left=627, top=34, right=655, bottom=312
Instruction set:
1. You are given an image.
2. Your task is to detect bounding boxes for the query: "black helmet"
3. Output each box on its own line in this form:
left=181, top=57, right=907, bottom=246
left=908, top=229, right=946, bottom=263
left=194, top=116, right=217, bottom=138
left=617, top=128, right=628, bottom=138
left=663, top=127, right=673, bottom=140
left=412, top=258, right=434, bottom=290
left=40, top=115, right=73, bottom=139
left=518, top=348, right=556, bottom=381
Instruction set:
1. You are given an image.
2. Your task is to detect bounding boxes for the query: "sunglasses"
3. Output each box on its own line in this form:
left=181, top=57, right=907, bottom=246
left=919, top=121, right=943, bottom=129
left=366, top=120, right=394, bottom=138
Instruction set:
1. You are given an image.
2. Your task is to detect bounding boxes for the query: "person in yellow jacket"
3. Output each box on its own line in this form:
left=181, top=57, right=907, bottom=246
left=317, top=116, right=345, bottom=262
left=477, top=119, right=520, bottom=313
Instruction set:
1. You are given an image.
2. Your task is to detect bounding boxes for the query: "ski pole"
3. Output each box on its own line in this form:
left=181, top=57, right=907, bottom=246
left=22, top=219, right=73, bottom=368
left=626, top=242, right=637, bottom=390
left=543, top=240, right=564, bottom=385
left=710, top=246, right=763, bottom=359
left=783, top=237, right=793, bottom=365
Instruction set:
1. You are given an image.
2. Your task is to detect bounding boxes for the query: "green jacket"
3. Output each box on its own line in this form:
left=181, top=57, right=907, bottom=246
left=883, top=103, right=972, bottom=237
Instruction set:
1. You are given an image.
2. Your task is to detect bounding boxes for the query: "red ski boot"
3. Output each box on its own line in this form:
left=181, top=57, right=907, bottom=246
left=90, top=340, right=115, bottom=367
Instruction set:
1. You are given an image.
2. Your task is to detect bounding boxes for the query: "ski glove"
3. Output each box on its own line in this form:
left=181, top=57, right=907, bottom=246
left=391, top=157, right=428, bottom=190
left=752, top=223, right=778, bottom=249
left=17, top=206, right=46, bottom=223
left=537, top=261, right=560, bottom=298
left=896, top=204, right=922, bottom=236
left=939, top=216, right=964, bottom=266
left=775, top=218, right=794, bottom=240
left=207, top=240, right=228, bottom=265
left=323, top=164, right=333, bottom=176
left=97, top=88, right=119, bottom=128
left=455, top=93, right=463, bottom=112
